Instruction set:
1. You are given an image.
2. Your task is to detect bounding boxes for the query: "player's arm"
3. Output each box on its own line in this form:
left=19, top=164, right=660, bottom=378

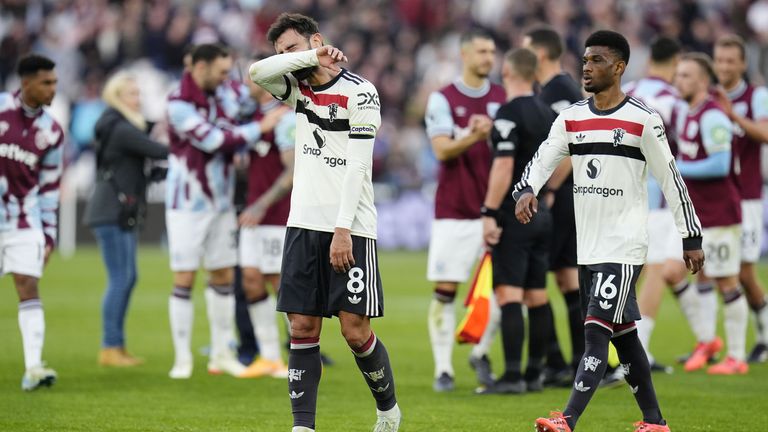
left=482, top=114, right=517, bottom=246
left=512, top=114, right=570, bottom=224
left=425, top=91, right=490, bottom=161
left=38, top=136, right=64, bottom=261
left=249, top=47, right=347, bottom=108
left=719, top=86, right=768, bottom=143
left=640, top=113, right=704, bottom=273
left=240, top=113, right=296, bottom=227
left=676, top=109, right=733, bottom=179
left=330, top=83, right=380, bottom=273
left=167, top=99, right=260, bottom=154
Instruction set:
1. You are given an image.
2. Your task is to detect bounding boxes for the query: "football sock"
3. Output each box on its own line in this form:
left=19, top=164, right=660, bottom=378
left=205, top=284, right=236, bottom=359
left=428, top=289, right=455, bottom=377
left=750, top=295, right=768, bottom=345
left=563, top=321, right=612, bottom=430
left=169, top=287, right=194, bottom=364
left=248, top=295, right=281, bottom=362
left=612, top=325, right=664, bottom=425
left=696, top=282, right=718, bottom=343
left=352, top=332, right=397, bottom=411
left=672, top=280, right=704, bottom=341
left=18, top=299, right=45, bottom=370
left=723, top=289, right=748, bottom=361
left=526, top=303, right=551, bottom=381
left=565, top=290, right=585, bottom=370
left=636, top=315, right=655, bottom=364
left=470, top=297, right=500, bottom=359
left=500, top=303, right=524, bottom=381
left=544, top=302, right=569, bottom=370
left=288, top=337, right=321, bottom=429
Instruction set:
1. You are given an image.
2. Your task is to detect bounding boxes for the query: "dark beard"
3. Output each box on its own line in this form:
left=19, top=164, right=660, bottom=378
left=291, top=66, right=316, bottom=81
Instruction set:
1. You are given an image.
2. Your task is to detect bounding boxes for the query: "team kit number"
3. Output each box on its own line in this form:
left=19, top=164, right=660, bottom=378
left=706, top=242, right=730, bottom=261
left=347, top=267, right=366, bottom=305
left=593, top=272, right=617, bottom=310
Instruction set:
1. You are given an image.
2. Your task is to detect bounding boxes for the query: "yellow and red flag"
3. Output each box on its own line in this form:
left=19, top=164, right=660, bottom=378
left=456, top=252, right=493, bottom=344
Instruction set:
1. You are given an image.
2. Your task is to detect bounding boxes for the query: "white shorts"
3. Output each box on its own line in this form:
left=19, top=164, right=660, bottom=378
left=166, top=210, right=238, bottom=272
left=0, top=229, right=45, bottom=278
left=427, top=218, right=484, bottom=283
left=239, top=225, right=287, bottom=274
left=646, top=209, right=683, bottom=264
left=702, top=225, right=741, bottom=278
left=741, top=199, right=764, bottom=263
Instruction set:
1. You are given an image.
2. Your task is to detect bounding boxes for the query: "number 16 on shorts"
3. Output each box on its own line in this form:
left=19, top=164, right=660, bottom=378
left=579, top=263, right=642, bottom=324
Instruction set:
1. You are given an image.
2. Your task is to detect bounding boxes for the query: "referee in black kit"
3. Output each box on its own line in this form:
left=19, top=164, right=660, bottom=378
left=477, top=48, right=558, bottom=394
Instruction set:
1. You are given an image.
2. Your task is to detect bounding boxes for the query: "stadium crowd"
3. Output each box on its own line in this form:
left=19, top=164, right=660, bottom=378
left=3, top=0, right=768, bottom=248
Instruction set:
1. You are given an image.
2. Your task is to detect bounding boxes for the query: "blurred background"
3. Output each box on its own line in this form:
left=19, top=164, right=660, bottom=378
left=2, top=0, right=768, bottom=253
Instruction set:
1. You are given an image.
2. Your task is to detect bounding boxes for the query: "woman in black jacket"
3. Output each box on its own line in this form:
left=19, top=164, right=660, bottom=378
left=83, top=73, right=168, bottom=367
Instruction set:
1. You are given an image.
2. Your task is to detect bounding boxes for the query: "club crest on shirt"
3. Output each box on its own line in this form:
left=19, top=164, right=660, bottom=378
left=0, top=121, right=8, bottom=137
left=454, top=106, right=467, bottom=117
left=612, top=128, right=626, bottom=147
left=35, top=131, right=48, bottom=150
left=328, top=103, right=338, bottom=122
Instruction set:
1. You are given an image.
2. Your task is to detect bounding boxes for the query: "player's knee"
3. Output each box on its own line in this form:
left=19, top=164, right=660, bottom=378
left=208, top=267, right=233, bottom=285
left=173, top=271, right=195, bottom=288
left=241, top=268, right=266, bottom=298
left=289, top=315, right=320, bottom=339
left=434, top=282, right=458, bottom=294
left=339, top=314, right=370, bottom=348
left=524, top=290, right=549, bottom=308
left=13, top=274, right=39, bottom=301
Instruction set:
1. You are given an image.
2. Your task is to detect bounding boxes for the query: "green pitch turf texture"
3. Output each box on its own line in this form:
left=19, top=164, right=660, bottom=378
left=1, top=248, right=766, bottom=431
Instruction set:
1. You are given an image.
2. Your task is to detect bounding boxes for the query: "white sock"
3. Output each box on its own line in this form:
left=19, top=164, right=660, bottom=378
left=18, top=299, right=45, bottom=370
left=428, top=298, right=455, bottom=377
left=637, top=315, right=655, bottom=364
left=248, top=296, right=281, bottom=362
left=470, top=296, right=500, bottom=359
left=754, top=296, right=768, bottom=345
left=697, top=283, right=718, bottom=343
left=724, top=291, right=748, bottom=361
left=169, top=294, right=194, bottom=364
left=205, top=286, right=236, bottom=359
left=674, top=281, right=705, bottom=341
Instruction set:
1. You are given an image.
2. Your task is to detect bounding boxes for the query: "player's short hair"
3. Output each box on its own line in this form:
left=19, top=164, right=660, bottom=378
left=17, top=54, right=55, bottom=77
left=191, top=43, right=229, bottom=64
left=650, top=37, right=681, bottom=63
left=505, top=48, right=538, bottom=81
left=525, top=27, right=563, bottom=60
left=585, top=30, right=630, bottom=63
left=715, top=34, right=746, bottom=60
left=267, top=13, right=320, bottom=45
left=681, top=52, right=717, bottom=84
left=460, top=28, right=494, bottom=46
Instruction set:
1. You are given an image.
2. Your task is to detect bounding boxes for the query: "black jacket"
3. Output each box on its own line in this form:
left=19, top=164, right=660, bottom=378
left=83, top=108, right=168, bottom=228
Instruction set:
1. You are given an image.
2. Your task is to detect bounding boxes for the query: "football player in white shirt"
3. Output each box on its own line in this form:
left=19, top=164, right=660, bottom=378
left=249, top=13, right=400, bottom=432
left=516, top=31, right=704, bottom=432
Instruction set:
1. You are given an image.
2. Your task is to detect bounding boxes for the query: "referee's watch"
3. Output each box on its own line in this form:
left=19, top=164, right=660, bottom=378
left=480, top=205, right=501, bottom=222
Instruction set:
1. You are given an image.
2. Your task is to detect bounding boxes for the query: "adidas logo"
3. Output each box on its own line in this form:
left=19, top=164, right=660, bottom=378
left=289, top=391, right=304, bottom=399
left=576, top=133, right=586, bottom=142
left=348, top=295, right=362, bottom=304
left=631, top=385, right=639, bottom=394
left=599, top=300, right=612, bottom=310
left=370, top=383, right=390, bottom=393
left=574, top=381, right=591, bottom=392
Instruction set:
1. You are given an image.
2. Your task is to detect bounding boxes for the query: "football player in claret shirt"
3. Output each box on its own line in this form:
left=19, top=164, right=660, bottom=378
left=250, top=12, right=400, bottom=432
left=0, top=54, right=63, bottom=391
left=424, top=29, right=506, bottom=392
left=675, top=53, right=749, bottom=375
left=713, top=34, right=768, bottom=363
left=516, top=31, right=704, bottom=432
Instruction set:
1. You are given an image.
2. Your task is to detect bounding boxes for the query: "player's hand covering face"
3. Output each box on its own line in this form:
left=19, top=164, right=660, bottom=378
left=582, top=46, right=624, bottom=94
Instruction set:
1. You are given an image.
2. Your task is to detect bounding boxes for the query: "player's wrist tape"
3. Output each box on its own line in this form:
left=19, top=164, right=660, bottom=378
left=682, top=236, right=703, bottom=251
left=511, top=186, right=533, bottom=202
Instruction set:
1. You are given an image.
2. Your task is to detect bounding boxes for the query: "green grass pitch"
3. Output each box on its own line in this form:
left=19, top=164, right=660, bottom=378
left=0, top=248, right=766, bottom=431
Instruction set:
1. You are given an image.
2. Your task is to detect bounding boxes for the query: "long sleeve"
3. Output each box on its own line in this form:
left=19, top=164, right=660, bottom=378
left=640, top=112, right=703, bottom=248
left=335, top=81, right=380, bottom=229
left=512, top=113, right=569, bottom=198
left=249, top=50, right=319, bottom=107
left=167, top=99, right=260, bottom=154
left=38, top=139, right=63, bottom=248
left=113, top=121, right=168, bottom=160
